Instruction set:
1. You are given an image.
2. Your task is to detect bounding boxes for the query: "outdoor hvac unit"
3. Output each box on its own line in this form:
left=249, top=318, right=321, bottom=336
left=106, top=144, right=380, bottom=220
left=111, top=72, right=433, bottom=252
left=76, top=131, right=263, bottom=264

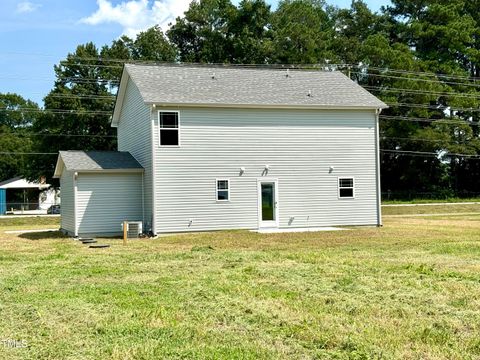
left=121, top=221, right=143, bottom=239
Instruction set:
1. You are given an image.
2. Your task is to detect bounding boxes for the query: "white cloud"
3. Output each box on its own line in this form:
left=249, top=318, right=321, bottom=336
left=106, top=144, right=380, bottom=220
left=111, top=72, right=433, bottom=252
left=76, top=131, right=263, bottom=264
left=16, top=1, right=41, bottom=13
left=80, top=0, right=191, bottom=38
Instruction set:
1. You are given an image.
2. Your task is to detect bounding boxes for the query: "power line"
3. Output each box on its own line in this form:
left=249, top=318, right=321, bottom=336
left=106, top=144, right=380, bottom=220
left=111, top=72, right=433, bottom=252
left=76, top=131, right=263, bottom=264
left=381, top=136, right=479, bottom=145
left=0, top=133, right=115, bottom=138
left=2, top=108, right=480, bottom=123
left=47, top=94, right=115, bottom=100
left=355, top=66, right=480, bottom=82
left=379, top=115, right=480, bottom=126
left=0, top=76, right=120, bottom=84
left=3, top=50, right=480, bottom=82
left=386, top=102, right=480, bottom=112
left=58, top=62, right=123, bottom=69
left=1, top=149, right=479, bottom=159
left=364, top=86, right=480, bottom=100
left=380, top=149, right=480, bottom=158
left=0, top=108, right=112, bottom=115
left=0, top=152, right=57, bottom=155
left=351, top=71, right=480, bottom=88
left=2, top=52, right=478, bottom=81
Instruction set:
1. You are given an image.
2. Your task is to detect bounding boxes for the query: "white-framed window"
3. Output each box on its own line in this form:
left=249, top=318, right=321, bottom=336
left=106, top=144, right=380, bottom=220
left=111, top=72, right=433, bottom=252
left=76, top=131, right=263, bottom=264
left=216, top=179, right=230, bottom=201
left=338, top=177, right=354, bottom=198
left=158, top=111, right=179, bottom=146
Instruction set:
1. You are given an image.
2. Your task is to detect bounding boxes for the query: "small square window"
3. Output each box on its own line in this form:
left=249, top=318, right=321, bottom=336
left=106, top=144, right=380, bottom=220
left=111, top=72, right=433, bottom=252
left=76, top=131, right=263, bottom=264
left=338, top=177, right=354, bottom=198
left=216, top=179, right=229, bottom=201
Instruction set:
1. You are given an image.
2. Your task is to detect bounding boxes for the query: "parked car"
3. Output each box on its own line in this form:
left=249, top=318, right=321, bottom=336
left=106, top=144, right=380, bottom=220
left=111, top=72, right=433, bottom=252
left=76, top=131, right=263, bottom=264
left=47, top=205, right=60, bottom=214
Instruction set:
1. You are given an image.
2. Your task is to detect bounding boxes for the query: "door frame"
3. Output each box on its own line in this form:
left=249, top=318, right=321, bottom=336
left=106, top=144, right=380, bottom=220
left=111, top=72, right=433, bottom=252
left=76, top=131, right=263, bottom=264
left=257, top=178, right=279, bottom=228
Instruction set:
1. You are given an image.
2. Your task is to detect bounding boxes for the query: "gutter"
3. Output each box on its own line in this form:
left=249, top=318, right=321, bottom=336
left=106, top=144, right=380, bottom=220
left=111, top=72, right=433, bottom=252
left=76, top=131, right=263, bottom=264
left=150, top=105, right=157, bottom=235
left=144, top=102, right=388, bottom=111
left=374, top=109, right=383, bottom=227
left=73, top=171, right=78, bottom=237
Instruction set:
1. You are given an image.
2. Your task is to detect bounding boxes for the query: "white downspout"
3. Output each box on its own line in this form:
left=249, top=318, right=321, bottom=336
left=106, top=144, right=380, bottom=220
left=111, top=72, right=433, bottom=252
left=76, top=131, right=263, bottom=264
left=374, top=109, right=382, bottom=227
left=150, top=105, right=157, bottom=235
left=73, top=171, right=78, bottom=236
left=141, top=171, right=145, bottom=227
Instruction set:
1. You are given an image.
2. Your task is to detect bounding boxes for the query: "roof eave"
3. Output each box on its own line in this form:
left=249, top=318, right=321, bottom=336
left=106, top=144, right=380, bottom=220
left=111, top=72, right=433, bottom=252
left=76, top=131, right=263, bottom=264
left=52, top=152, right=64, bottom=179
left=70, top=168, right=144, bottom=174
left=111, top=66, right=130, bottom=128
left=147, top=102, right=388, bottom=110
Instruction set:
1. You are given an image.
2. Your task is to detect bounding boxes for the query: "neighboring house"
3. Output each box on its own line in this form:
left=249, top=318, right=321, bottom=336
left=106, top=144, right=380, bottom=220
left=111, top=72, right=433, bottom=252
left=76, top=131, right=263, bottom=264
left=54, top=64, right=387, bottom=237
left=0, top=177, right=59, bottom=215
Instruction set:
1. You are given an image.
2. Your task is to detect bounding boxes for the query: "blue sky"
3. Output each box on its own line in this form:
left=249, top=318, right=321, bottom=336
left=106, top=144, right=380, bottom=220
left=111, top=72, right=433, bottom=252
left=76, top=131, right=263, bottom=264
left=0, top=0, right=390, bottom=106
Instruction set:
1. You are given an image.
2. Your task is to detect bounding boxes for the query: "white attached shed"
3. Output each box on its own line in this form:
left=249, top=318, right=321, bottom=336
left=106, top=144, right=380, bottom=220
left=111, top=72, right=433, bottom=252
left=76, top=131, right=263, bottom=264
left=53, top=151, right=144, bottom=237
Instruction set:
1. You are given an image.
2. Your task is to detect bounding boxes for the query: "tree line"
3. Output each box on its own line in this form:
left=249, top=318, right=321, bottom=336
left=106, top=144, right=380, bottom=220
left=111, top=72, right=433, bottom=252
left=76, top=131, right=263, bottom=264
left=1, top=0, right=479, bottom=199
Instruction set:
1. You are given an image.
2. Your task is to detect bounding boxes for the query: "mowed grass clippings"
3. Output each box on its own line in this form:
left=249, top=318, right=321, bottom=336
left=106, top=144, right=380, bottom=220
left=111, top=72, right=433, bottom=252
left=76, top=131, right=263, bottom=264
left=0, top=211, right=479, bottom=359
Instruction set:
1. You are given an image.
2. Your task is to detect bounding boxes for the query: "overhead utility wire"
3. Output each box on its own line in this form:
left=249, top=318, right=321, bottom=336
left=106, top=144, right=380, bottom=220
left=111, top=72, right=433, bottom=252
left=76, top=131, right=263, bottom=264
left=355, top=66, right=480, bottom=82
left=0, top=152, right=57, bottom=155
left=2, top=108, right=480, bottom=120
left=1, top=68, right=479, bottom=88
left=0, top=108, right=112, bottom=115
left=379, top=115, right=480, bottom=126
left=12, top=52, right=480, bottom=81
left=350, top=71, right=480, bottom=88
left=380, top=149, right=480, bottom=158
left=364, top=86, right=480, bottom=99
left=2, top=149, right=480, bottom=159
left=381, top=136, right=479, bottom=145
left=2, top=131, right=474, bottom=147
left=386, top=102, right=480, bottom=112
left=3, top=50, right=480, bottom=81
left=0, top=133, right=115, bottom=138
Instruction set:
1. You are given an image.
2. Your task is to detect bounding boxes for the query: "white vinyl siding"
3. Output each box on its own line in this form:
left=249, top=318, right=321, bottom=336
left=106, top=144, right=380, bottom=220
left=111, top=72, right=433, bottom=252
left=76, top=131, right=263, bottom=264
left=152, top=107, right=378, bottom=233
left=76, top=173, right=143, bottom=236
left=60, top=170, right=75, bottom=234
left=117, top=79, right=153, bottom=232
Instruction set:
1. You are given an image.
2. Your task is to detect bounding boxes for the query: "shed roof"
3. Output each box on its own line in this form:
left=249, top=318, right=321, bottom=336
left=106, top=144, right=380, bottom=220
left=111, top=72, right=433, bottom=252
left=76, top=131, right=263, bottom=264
left=53, top=151, right=144, bottom=178
left=112, top=64, right=387, bottom=125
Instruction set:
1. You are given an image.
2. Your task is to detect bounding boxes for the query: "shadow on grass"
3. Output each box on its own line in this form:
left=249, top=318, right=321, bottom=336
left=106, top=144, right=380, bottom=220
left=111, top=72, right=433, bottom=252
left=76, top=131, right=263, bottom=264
left=19, top=231, right=67, bottom=241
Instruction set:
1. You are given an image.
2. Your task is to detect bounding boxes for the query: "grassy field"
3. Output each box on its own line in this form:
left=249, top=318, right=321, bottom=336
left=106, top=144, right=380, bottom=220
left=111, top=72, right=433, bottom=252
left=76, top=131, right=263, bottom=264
left=1, top=208, right=480, bottom=359
left=382, top=203, right=480, bottom=216
left=382, top=197, right=480, bottom=205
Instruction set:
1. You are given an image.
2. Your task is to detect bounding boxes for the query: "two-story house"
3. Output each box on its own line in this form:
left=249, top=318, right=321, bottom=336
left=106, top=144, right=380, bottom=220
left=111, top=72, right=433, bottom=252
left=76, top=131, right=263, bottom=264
left=54, top=64, right=387, bottom=237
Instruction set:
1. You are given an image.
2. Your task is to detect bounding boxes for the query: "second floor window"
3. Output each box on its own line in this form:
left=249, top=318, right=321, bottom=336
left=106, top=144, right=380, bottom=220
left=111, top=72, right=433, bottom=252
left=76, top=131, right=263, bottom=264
left=158, top=111, right=179, bottom=146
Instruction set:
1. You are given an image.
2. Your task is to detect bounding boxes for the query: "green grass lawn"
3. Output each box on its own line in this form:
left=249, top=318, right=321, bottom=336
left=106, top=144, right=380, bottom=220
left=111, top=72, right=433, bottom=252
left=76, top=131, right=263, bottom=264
left=382, top=197, right=480, bottom=205
left=382, top=203, right=480, bottom=216
left=1, top=209, right=480, bottom=359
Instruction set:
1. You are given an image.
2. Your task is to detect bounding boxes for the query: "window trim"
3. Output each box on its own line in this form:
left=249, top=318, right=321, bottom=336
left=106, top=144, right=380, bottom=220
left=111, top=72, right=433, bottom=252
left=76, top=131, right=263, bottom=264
left=157, top=110, right=180, bottom=147
left=216, top=178, right=230, bottom=202
left=338, top=177, right=355, bottom=199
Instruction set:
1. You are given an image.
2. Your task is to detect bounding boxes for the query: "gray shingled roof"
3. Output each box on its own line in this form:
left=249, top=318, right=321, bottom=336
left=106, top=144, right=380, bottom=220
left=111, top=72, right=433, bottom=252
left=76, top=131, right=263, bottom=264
left=124, top=64, right=387, bottom=109
left=59, top=151, right=143, bottom=171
